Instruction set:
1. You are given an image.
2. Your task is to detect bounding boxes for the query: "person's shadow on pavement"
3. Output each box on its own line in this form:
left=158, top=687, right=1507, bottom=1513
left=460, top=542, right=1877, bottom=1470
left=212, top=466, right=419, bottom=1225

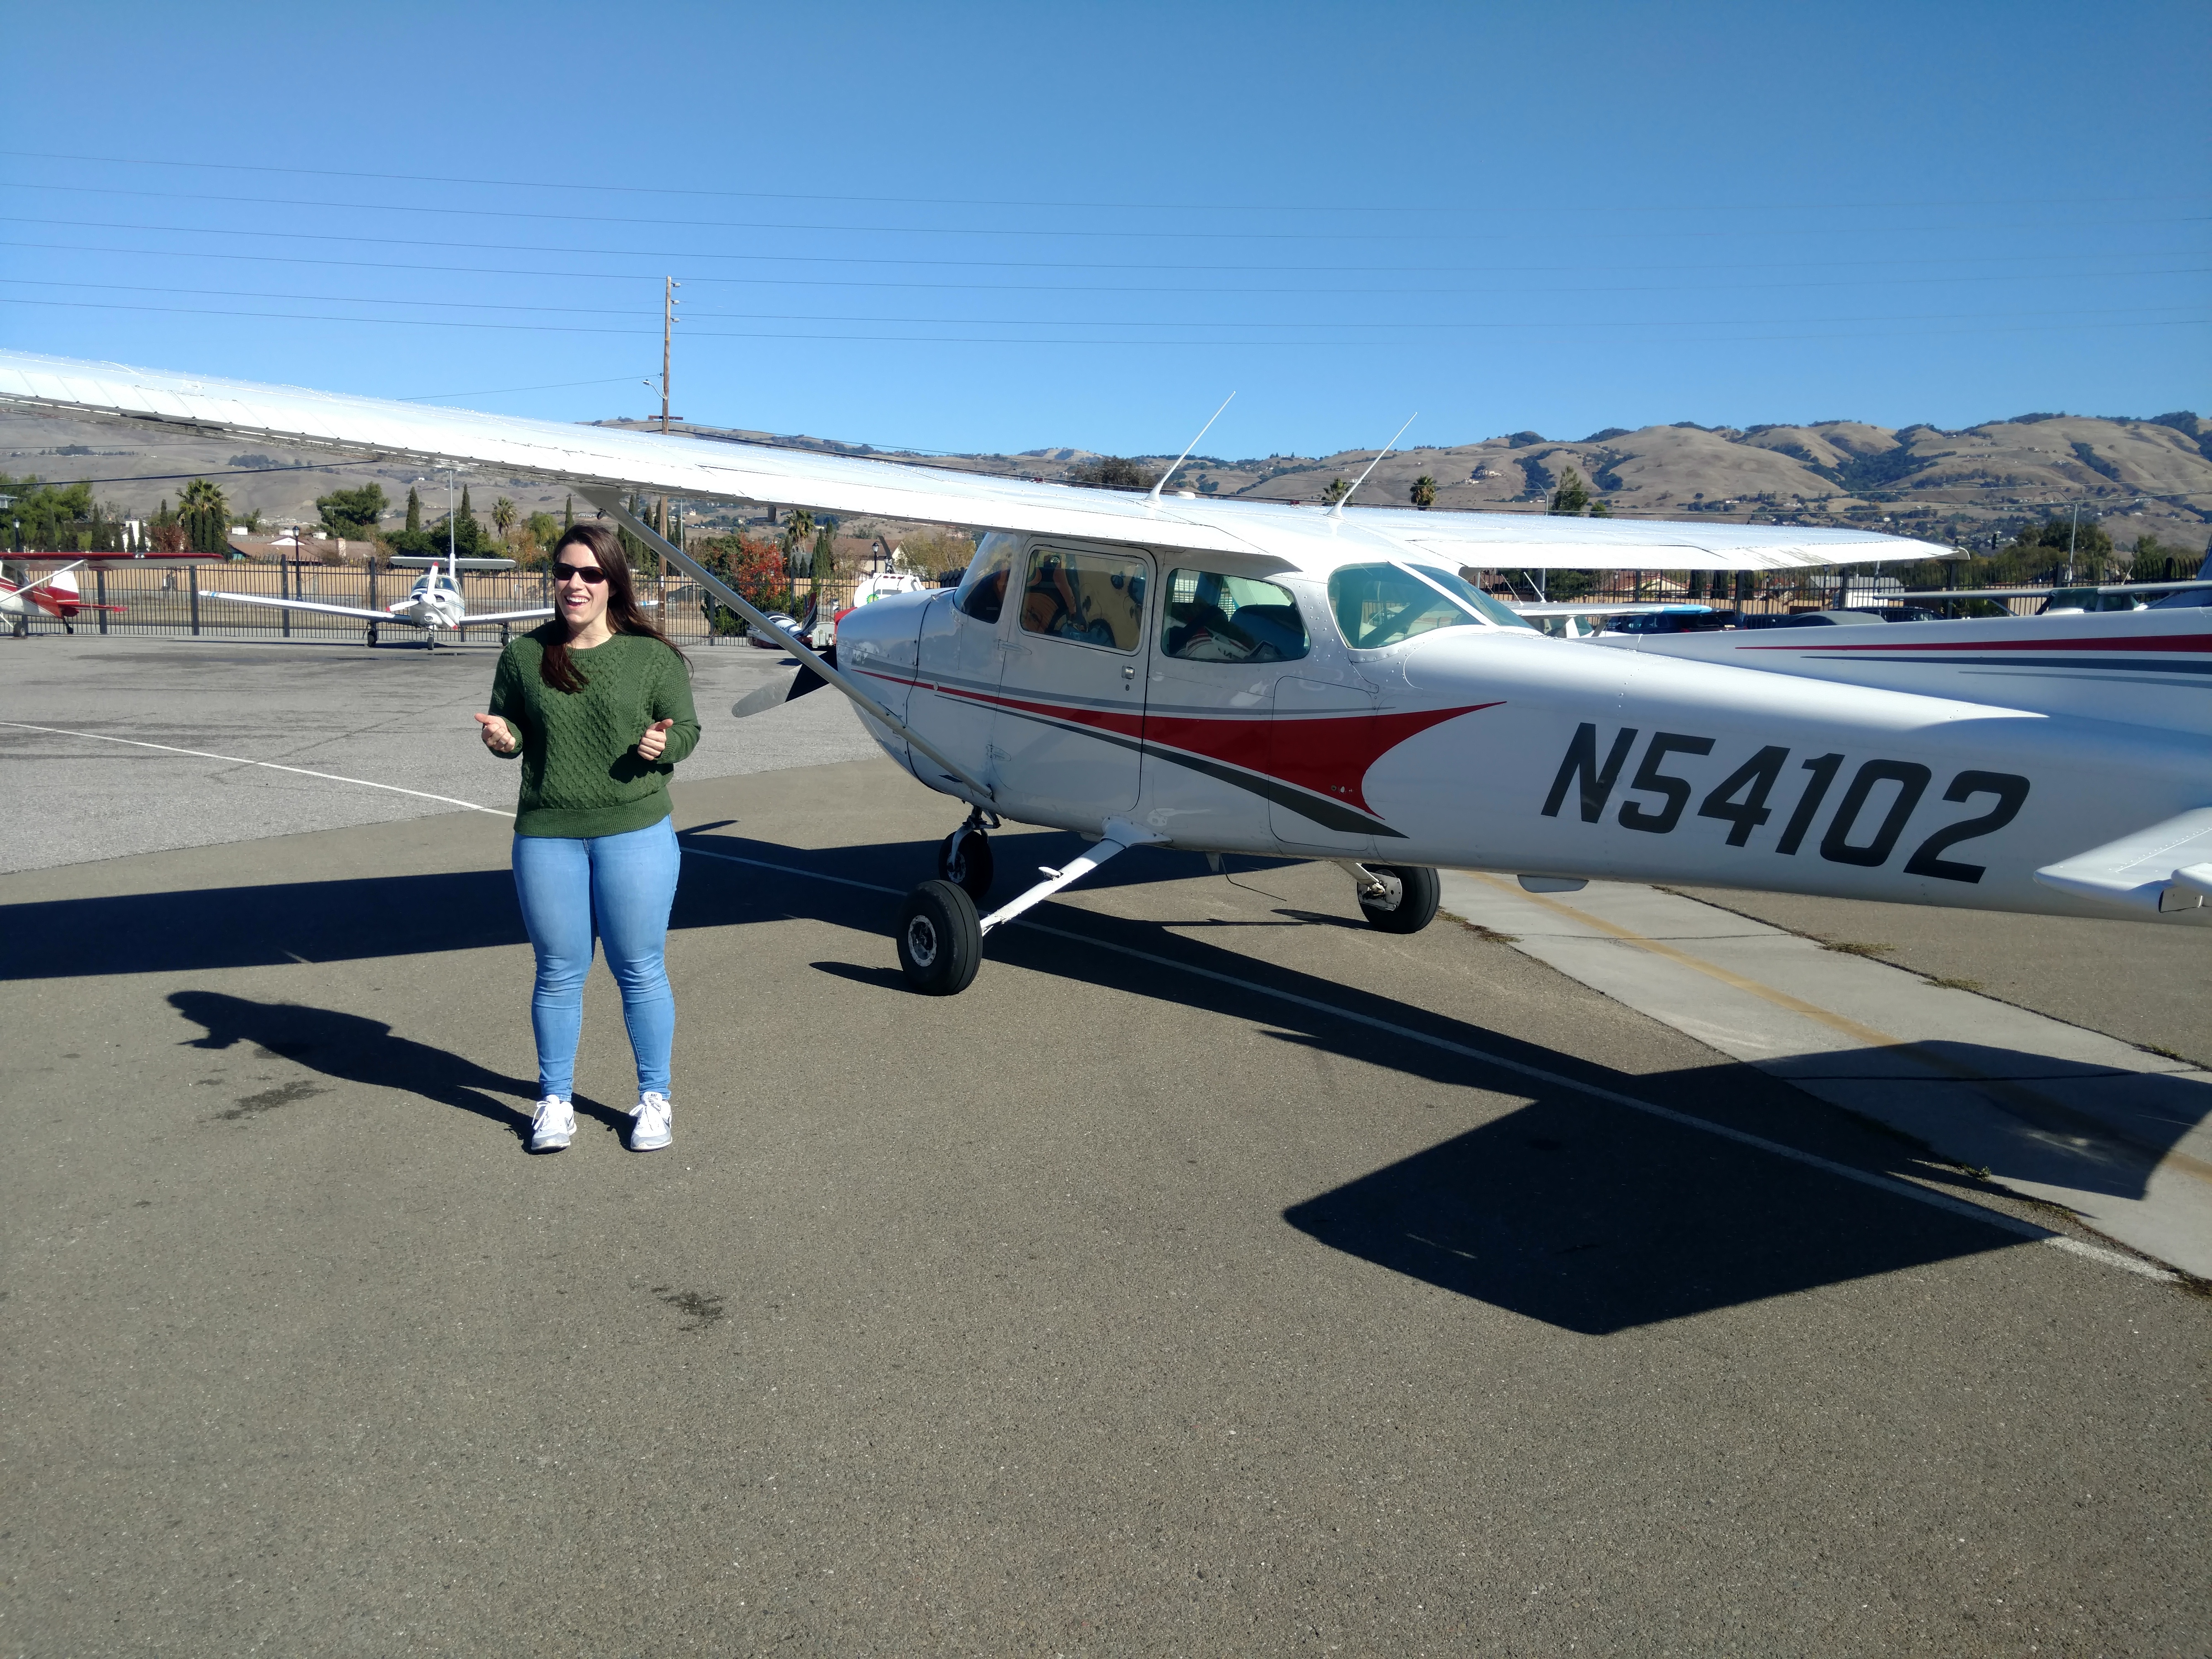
left=168, top=990, right=633, bottom=1147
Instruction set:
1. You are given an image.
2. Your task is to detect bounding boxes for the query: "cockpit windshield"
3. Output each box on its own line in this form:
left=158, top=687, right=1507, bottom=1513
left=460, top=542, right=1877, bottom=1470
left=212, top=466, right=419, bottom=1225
left=954, top=532, right=1018, bottom=624
left=1326, top=562, right=1534, bottom=649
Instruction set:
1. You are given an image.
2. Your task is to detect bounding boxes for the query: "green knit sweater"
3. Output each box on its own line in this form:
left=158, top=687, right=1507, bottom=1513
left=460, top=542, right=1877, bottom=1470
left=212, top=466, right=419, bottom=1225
left=486, top=626, right=702, bottom=837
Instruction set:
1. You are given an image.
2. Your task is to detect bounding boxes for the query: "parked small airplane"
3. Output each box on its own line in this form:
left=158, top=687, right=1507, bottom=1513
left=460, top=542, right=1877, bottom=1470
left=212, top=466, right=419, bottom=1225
left=5, top=349, right=2204, bottom=1005
left=2, top=559, right=124, bottom=636
left=203, top=550, right=550, bottom=645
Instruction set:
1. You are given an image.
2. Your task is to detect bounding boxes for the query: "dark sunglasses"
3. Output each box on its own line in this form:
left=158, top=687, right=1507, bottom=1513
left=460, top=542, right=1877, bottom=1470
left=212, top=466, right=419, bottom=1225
left=551, top=563, right=607, bottom=584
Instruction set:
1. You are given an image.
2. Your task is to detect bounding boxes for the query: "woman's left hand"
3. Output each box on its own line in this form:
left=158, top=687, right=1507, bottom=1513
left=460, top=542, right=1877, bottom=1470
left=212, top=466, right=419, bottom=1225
left=636, top=718, right=676, bottom=762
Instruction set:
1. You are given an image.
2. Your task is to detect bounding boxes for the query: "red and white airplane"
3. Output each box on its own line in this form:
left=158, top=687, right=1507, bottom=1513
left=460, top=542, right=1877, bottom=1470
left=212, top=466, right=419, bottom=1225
left=1, top=559, right=125, bottom=637
left=3, top=349, right=2205, bottom=999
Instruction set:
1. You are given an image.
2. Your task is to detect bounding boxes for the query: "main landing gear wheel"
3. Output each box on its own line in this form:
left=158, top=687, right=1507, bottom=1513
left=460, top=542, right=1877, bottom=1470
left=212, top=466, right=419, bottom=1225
left=897, top=879, right=983, bottom=995
left=1358, top=865, right=1441, bottom=934
left=937, top=826, right=995, bottom=903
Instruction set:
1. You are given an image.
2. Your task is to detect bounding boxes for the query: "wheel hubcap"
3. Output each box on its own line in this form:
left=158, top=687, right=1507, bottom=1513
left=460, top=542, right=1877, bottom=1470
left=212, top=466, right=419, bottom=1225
left=906, top=914, right=939, bottom=968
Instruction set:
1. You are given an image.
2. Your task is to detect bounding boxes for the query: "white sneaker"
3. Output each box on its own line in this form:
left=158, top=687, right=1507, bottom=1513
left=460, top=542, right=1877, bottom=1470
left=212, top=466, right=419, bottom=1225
left=631, top=1091, right=673, bottom=1152
left=529, top=1096, right=575, bottom=1152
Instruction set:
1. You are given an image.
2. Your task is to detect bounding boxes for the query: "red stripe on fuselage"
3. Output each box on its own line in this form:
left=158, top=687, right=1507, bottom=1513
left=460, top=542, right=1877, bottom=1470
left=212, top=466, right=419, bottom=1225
left=912, top=679, right=1495, bottom=815
left=1740, top=632, right=2212, bottom=655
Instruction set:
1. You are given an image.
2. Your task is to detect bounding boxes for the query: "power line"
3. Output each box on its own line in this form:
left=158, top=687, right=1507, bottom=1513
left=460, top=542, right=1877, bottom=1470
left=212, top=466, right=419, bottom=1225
left=11, top=236, right=2204, bottom=294
left=13, top=274, right=2211, bottom=327
left=7, top=212, right=2208, bottom=277
left=5, top=183, right=2202, bottom=247
left=5, top=146, right=2206, bottom=217
left=4, top=293, right=2203, bottom=346
left=6, top=264, right=2207, bottom=315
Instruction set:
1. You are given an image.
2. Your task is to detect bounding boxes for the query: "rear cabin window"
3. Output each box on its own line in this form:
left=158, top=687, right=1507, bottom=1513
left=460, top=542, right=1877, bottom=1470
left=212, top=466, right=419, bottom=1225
left=954, top=531, right=1018, bottom=623
left=1019, top=546, right=1147, bottom=651
left=1161, top=569, right=1310, bottom=662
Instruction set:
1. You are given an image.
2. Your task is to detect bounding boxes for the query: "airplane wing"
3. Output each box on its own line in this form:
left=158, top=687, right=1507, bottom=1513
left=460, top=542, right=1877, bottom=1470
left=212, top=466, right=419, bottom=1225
left=1511, top=601, right=1714, bottom=617
left=0, top=350, right=1953, bottom=572
left=201, top=591, right=413, bottom=624
left=453, top=607, right=555, bottom=627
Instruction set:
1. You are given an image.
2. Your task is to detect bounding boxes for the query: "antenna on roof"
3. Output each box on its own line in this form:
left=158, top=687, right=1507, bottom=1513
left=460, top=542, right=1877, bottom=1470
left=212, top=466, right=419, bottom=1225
left=1147, top=392, right=1236, bottom=505
left=1328, top=413, right=1416, bottom=518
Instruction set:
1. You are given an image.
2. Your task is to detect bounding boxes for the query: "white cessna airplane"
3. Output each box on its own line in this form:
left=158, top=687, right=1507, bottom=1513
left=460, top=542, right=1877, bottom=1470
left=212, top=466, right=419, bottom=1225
left=204, top=542, right=550, bottom=644
left=3, top=349, right=2206, bottom=1000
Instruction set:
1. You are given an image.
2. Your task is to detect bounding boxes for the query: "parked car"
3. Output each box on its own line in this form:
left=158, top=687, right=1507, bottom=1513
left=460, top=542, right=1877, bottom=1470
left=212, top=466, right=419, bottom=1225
left=746, top=611, right=799, bottom=648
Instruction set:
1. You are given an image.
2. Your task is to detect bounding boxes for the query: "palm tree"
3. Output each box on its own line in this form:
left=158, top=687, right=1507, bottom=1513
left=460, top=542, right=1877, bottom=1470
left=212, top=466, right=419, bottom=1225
left=179, top=476, right=228, bottom=522
left=1410, top=475, right=1438, bottom=510
left=179, top=477, right=230, bottom=555
left=782, top=508, right=815, bottom=608
left=492, top=496, right=518, bottom=546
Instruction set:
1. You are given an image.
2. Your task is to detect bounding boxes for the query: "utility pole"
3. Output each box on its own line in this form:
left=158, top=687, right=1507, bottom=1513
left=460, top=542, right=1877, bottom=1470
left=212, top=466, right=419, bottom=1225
left=661, top=277, right=679, bottom=434
left=2066, top=498, right=2082, bottom=585
left=658, top=276, right=680, bottom=589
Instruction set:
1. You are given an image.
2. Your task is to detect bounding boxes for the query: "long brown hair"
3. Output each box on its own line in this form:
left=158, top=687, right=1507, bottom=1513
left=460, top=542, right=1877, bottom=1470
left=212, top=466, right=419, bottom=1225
left=539, top=521, right=688, bottom=692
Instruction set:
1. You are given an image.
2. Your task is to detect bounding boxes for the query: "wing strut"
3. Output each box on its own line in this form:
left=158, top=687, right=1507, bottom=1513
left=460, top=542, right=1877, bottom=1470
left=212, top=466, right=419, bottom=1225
left=975, top=817, right=1167, bottom=937
left=577, top=488, right=995, bottom=803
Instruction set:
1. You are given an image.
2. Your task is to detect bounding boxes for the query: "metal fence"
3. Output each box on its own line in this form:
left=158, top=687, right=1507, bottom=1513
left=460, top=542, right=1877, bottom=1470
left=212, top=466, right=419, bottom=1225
left=8, top=559, right=745, bottom=645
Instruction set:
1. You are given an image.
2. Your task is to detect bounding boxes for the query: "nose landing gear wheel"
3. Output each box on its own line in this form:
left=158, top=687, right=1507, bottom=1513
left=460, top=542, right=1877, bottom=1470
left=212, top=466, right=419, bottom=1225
left=1358, top=865, right=1440, bottom=934
left=937, top=826, right=995, bottom=903
left=896, top=879, right=983, bottom=995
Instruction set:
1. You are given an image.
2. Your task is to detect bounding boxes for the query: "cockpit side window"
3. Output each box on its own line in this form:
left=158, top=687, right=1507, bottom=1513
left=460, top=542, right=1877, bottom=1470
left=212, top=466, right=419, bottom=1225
left=954, top=531, right=1017, bottom=624
left=1161, top=569, right=1310, bottom=662
left=1019, top=546, right=1147, bottom=651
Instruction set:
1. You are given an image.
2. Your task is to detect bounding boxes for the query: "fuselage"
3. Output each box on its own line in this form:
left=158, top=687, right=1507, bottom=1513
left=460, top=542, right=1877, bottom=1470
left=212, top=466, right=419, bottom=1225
left=836, top=533, right=2212, bottom=927
left=394, top=572, right=467, bottom=628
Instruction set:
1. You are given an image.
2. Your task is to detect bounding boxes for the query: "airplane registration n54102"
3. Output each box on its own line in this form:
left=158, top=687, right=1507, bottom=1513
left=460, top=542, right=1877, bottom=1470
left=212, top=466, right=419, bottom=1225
left=5, top=349, right=2207, bottom=997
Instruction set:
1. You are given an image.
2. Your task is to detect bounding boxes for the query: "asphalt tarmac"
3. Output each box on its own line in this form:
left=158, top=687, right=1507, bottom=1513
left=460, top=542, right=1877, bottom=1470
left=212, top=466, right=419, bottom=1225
left=3, top=638, right=2209, bottom=1655
left=0, top=636, right=871, bottom=873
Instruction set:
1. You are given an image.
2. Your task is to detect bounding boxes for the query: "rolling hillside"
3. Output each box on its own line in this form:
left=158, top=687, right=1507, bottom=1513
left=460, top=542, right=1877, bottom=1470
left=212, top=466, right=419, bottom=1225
left=6, top=406, right=2207, bottom=556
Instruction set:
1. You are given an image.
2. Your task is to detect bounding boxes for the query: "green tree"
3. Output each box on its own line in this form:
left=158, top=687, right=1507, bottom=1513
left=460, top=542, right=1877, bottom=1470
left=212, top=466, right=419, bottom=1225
left=780, top=508, right=816, bottom=609
left=315, top=483, right=388, bottom=537
left=810, top=524, right=836, bottom=606
left=1322, top=477, right=1350, bottom=506
left=1548, top=466, right=1592, bottom=516
left=404, top=486, right=422, bottom=535
left=526, top=511, right=560, bottom=547
left=492, top=496, right=518, bottom=546
left=1070, top=455, right=1154, bottom=489
left=179, top=477, right=230, bottom=554
left=1409, top=475, right=1438, bottom=510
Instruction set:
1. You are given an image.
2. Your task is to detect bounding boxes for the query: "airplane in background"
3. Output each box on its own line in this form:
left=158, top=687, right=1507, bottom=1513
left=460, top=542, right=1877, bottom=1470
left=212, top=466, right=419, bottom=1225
left=2, top=558, right=125, bottom=637
left=4, top=349, right=2206, bottom=1005
left=202, top=549, right=551, bottom=646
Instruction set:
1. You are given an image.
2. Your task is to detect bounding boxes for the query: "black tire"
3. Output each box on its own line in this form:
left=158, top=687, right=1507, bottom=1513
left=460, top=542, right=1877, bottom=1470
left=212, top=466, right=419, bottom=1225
left=937, top=828, right=995, bottom=903
left=896, top=879, right=983, bottom=995
left=1358, top=865, right=1440, bottom=934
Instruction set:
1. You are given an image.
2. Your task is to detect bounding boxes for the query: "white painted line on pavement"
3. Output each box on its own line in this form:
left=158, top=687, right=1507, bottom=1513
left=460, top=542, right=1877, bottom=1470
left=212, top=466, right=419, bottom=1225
left=0, top=720, right=507, bottom=816
left=675, top=837, right=2179, bottom=1284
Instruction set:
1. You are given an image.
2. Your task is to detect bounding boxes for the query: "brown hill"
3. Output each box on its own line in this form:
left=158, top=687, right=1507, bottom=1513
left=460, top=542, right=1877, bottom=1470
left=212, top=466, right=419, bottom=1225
left=6, top=406, right=2206, bottom=556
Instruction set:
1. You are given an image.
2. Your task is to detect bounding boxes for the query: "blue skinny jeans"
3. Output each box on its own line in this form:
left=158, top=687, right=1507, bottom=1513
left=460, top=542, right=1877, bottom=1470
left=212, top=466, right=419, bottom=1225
left=510, top=816, right=680, bottom=1103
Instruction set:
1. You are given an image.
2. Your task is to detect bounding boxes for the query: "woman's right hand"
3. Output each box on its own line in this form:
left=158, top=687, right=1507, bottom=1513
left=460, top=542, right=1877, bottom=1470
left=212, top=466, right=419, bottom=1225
left=474, top=712, right=519, bottom=755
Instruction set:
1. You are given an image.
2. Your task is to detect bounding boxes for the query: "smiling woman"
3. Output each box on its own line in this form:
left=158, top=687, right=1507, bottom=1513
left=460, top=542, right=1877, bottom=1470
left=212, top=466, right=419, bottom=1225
left=474, top=521, right=700, bottom=1157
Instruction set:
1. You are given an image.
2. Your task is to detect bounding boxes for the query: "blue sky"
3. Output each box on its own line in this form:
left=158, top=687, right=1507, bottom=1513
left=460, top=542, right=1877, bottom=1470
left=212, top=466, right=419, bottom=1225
left=2, top=0, right=2205, bottom=457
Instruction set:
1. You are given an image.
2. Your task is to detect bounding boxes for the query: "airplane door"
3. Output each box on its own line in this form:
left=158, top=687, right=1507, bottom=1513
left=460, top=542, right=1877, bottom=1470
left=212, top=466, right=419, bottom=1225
left=1142, top=565, right=1316, bottom=847
left=1268, top=674, right=1381, bottom=855
left=911, top=534, right=1018, bottom=790
left=990, top=542, right=1152, bottom=824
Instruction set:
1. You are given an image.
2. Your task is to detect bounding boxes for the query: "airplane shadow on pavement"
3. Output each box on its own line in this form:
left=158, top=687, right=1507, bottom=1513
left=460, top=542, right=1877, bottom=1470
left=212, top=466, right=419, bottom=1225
left=8, top=829, right=2193, bottom=1330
